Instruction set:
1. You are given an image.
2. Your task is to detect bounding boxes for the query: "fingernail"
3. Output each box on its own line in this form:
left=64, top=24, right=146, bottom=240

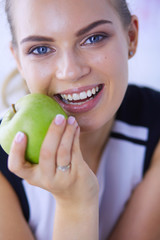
left=15, top=132, right=25, bottom=143
left=68, top=116, right=76, bottom=125
left=54, top=114, right=65, bottom=125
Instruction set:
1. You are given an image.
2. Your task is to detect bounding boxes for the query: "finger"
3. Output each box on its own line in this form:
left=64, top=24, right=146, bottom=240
left=56, top=116, right=78, bottom=173
left=70, top=125, right=82, bottom=171
left=39, top=114, right=66, bottom=173
left=8, top=132, right=34, bottom=180
left=71, top=126, right=93, bottom=177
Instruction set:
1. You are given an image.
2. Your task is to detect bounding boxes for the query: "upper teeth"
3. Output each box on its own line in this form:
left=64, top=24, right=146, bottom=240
left=61, top=86, right=99, bottom=101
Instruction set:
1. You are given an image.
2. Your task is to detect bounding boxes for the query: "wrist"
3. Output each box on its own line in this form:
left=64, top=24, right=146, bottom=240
left=53, top=200, right=99, bottom=240
left=52, top=180, right=99, bottom=210
left=55, top=195, right=99, bottom=218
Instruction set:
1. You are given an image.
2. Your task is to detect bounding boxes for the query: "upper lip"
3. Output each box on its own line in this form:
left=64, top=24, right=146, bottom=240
left=55, top=84, right=102, bottom=95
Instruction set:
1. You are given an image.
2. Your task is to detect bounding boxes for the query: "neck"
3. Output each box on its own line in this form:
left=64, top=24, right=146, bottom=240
left=79, top=117, right=114, bottom=174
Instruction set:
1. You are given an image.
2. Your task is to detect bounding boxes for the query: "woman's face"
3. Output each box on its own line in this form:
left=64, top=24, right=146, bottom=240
left=12, top=0, right=137, bottom=132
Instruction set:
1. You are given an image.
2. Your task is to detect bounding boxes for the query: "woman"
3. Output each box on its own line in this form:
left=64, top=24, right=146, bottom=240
left=0, top=0, right=160, bottom=239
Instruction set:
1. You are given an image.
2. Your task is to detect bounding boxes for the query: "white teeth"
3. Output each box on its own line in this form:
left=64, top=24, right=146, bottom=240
left=87, top=90, right=92, bottom=97
left=80, top=91, right=87, bottom=100
left=64, top=94, right=68, bottom=100
left=67, top=97, right=93, bottom=105
left=72, top=93, right=80, bottom=101
left=60, top=86, right=100, bottom=102
left=92, top=88, right=96, bottom=95
left=68, top=94, right=73, bottom=101
left=61, top=94, right=68, bottom=100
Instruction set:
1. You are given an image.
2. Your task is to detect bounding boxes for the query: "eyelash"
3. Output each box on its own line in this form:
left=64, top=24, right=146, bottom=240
left=81, top=33, right=109, bottom=46
left=27, top=33, right=109, bottom=56
left=28, top=46, right=54, bottom=56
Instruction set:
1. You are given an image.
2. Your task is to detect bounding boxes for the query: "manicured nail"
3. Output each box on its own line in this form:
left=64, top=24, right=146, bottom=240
left=15, top=132, right=25, bottom=143
left=54, top=114, right=65, bottom=125
left=68, top=116, right=76, bottom=125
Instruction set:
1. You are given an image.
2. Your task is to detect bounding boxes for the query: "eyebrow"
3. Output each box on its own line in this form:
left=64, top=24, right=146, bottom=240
left=76, top=19, right=112, bottom=37
left=20, top=19, right=112, bottom=44
left=20, top=36, right=54, bottom=44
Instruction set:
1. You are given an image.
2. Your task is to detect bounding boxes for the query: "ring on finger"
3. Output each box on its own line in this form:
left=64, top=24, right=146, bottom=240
left=56, top=162, right=71, bottom=172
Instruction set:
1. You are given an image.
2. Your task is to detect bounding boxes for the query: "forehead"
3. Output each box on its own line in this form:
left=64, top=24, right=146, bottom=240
left=13, top=0, right=119, bottom=39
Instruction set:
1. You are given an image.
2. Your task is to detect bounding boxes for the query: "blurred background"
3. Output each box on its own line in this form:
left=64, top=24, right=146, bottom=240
left=0, top=0, right=160, bottom=117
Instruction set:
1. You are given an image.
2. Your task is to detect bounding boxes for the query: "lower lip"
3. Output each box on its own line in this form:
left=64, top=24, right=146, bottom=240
left=54, top=85, right=104, bottom=114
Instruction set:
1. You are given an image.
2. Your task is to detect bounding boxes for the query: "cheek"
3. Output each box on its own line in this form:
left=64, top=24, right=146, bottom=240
left=80, top=47, right=128, bottom=131
left=20, top=59, right=54, bottom=93
left=89, top=43, right=128, bottom=85
left=102, top=47, right=128, bottom=114
left=89, top=53, right=108, bottom=72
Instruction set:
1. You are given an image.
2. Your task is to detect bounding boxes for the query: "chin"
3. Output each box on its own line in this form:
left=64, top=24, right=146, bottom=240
left=78, top=115, right=112, bottom=133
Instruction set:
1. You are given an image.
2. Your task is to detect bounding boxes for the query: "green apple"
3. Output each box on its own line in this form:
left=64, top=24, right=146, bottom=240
left=0, top=93, right=67, bottom=164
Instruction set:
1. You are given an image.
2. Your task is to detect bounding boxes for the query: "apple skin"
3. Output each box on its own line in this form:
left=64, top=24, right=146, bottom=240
left=0, top=93, right=67, bottom=164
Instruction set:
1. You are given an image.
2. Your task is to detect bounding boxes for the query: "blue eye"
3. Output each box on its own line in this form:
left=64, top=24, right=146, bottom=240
left=84, top=35, right=105, bottom=45
left=31, top=46, right=52, bottom=55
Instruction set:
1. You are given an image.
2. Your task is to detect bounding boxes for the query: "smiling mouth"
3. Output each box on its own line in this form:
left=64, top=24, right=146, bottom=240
left=55, top=84, right=103, bottom=105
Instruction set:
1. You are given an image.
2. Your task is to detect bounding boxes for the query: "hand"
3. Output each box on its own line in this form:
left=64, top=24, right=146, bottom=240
left=8, top=115, right=99, bottom=208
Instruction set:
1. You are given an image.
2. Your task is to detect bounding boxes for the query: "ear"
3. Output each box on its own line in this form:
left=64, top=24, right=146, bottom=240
left=127, top=15, right=139, bottom=59
left=10, top=42, right=25, bottom=78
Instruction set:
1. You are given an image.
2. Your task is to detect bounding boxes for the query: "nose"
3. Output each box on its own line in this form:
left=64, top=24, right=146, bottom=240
left=55, top=50, right=90, bottom=81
